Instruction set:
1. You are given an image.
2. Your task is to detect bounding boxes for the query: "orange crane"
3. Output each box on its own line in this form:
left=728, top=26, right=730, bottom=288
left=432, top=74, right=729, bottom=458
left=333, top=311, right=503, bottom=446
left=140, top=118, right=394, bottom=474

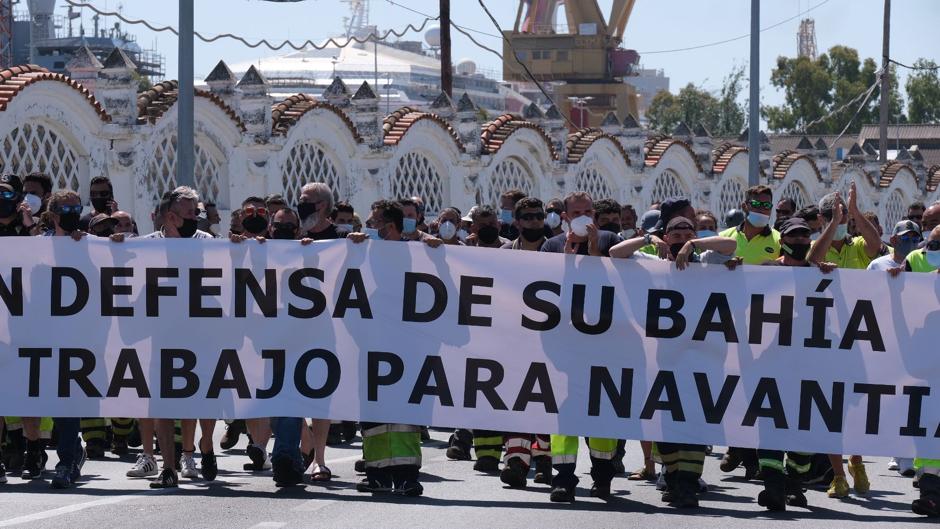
left=503, top=0, right=640, bottom=128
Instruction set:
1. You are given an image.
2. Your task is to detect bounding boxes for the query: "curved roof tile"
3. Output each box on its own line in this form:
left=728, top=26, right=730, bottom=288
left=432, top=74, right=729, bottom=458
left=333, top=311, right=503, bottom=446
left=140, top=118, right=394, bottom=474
left=711, top=142, right=748, bottom=175
left=271, top=93, right=361, bottom=141
left=137, top=80, right=246, bottom=132
left=771, top=150, right=822, bottom=181
left=928, top=165, right=940, bottom=194
left=643, top=134, right=703, bottom=172
left=878, top=160, right=917, bottom=188
left=383, top=106, right=464, bottom=152
left=481, top=114, right=557, bottom=159
left=565, top=128, right=629, bottom=166
left=0, top=64, right=109, bottom=121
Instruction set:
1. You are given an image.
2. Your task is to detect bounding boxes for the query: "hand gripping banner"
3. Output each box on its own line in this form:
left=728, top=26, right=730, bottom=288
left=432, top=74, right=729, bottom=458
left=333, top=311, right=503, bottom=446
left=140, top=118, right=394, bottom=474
left=0, top=237, right=938, bottom=457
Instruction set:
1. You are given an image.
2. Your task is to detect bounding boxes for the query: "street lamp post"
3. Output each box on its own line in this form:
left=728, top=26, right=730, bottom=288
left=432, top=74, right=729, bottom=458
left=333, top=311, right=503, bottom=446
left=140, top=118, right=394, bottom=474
left=177, top=0, right=194, bottom=188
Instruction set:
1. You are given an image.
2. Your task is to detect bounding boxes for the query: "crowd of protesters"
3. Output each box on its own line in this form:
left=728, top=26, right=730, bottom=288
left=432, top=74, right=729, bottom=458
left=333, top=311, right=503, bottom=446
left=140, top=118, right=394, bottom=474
left=1, top=170, right=939, bottom=516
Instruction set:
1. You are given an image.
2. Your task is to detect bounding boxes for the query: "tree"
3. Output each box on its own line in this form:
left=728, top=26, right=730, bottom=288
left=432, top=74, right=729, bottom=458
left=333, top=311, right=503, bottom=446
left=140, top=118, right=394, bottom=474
left=763, top=45, right=903, bottom=134
left=906, top=59, right=940, bottom=124
left=645, top=65, right=746, bottom=136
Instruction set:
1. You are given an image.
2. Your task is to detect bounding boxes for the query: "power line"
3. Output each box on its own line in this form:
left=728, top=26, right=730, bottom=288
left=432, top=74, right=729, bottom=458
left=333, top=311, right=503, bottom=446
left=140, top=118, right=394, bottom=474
left=63, top=0, right=437, bottom=51
left=381, top=0, right=500, bottom=38
left=889, top=58, right=939, bottom=71
left=639, top=0, right=833, bottom=55
left=798, top=70, right=881, bottom=134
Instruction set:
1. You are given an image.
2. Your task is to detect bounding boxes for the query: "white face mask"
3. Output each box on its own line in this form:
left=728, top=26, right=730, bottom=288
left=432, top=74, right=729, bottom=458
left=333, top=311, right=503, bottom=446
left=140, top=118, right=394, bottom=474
left=23, top=193, right=41, bottom=213
left=620, top=228, right=637, bottom=239
left=438, top=221, right=456, bottom=241
left=927, top=250, right=940, bottom=268
left=456, top=228, right=469, bottom=243
left=834, top=223, right=849, bottom=240
left=335, top=224, right=353, bottom=234
left=569, top=215, right=592, bottom=237
left=545, top=212, right=562, bottom=229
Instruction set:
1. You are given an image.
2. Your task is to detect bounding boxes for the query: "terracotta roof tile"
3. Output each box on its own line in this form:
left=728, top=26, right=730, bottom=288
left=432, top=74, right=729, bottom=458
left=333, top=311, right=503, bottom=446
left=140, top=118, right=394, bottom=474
left=771, top=150, right=822, bottom=181
left=0, top=64, right=109, bottom=121
left=878, top=160, right=917, bottom=188
left=711, top=142, right=747, bottom=175
left=643, top=134, right=703, bottom=172
left=927, top=165, right=940, bottom=193
left=481, top=114, right=557, bottom=159
left=565, top=128, right=629, bottom=165
left=270, top=93, right=361, bottom=141
left=137, top=80, right=245, bottom=131
left=383, top=106, right=463, bottom=152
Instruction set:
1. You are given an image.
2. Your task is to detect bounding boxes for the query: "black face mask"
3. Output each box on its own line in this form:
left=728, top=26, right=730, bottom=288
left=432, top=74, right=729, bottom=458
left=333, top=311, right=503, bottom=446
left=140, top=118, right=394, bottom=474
left=297, top=202, right=318, bottom=222
left=91, top=197, right=110, bottom=213
left=599, top=222, right=620, bottom=234
left=93, top=228, right=113, bottom=237
left=242, top=216, right=269, bottom=235
left=0, top=198, right=16, bottom=218
left=58, top=212, right=81, bottom=233
left=177, top=217, right=199, bottom=238
left=521, top=227, right=544, bottom=242
left=272, top=225, right=297, bottom=240
left=669, top=243, right=686, bottom=258
left=782, top=242, right=811, bottom=261
left=478, top=225, right=500, bottom=244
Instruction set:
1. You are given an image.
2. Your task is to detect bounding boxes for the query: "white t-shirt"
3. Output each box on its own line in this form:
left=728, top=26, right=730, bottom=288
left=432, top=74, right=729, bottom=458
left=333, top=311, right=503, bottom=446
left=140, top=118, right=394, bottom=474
left=632, top=249, right=731, bottom=265
left=866, top=252, right=903, bottom=271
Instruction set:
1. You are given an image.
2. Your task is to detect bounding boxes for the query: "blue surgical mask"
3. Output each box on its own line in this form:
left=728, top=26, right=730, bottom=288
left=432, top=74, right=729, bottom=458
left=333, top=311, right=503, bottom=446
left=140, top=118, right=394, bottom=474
left=895, top=238, right=920, bottom=260
left=438, top=221, right=456, bottom=240
left=403, top=218, right=417, bottom=234
left=834, top=223, right=848, bottom=240
left=747, top=211, right=770, bottom=228
left=363, top=227, right=380, bottom=240
left=500, top=208, right=513, bottom=224
left=456, top=228, right=469, bottom=242
left=697, top=230, right=717, bottom=239
left=545, top=212, right=561, bottom=229
left=927, top=250, right=940, bottom=269
left=335, top=224, right=353, bottom=234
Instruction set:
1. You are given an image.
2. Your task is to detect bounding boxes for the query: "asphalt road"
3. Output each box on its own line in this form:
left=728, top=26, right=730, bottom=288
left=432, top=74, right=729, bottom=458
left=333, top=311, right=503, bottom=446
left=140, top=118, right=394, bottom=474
left=0, top=428, right=929, bottom=529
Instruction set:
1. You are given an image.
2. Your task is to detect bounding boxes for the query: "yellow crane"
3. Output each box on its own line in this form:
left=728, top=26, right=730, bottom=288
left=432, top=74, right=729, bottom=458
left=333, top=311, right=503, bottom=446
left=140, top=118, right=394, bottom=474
left=503, top=0, right=640, bottom=128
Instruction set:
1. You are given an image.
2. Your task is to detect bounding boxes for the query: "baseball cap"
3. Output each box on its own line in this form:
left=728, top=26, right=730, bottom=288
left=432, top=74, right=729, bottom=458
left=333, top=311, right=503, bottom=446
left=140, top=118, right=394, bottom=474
left=665, top=216, right=695, bottom=232
left=639, top=210, right=661, bottom=233
left=88, top=213, right=116, bottom=231
left=0, top=174, right=21, bottom=194
left=893, top=219, right=921, bottom=237
left=778, top=217, right=812, bottom=236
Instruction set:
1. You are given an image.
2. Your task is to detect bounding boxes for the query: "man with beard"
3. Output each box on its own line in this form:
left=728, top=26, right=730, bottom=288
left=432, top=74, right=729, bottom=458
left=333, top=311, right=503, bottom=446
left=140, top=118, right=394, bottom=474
left=593, top=199, right=622, bottom=236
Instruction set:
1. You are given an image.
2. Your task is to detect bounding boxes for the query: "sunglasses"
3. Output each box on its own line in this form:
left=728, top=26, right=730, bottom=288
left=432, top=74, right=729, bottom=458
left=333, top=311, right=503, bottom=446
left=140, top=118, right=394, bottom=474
left=272, top=222, right=297, bottom=231
left=927, top=240, right=940, bottom=252
left=243, top=205, right=267, bottom=217
left=0, top=190, right=16, bottom=200
left=749, top=200, right=773, bottom=210
left=54, top=205, right=83, bottom=215
left=517, top=212, right=545, bottom=221
left=546, top=208, right=562, bottom=215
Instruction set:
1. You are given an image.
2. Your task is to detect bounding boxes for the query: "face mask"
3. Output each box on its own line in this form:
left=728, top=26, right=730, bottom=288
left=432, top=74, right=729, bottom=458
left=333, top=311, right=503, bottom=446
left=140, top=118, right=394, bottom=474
left=402, top=218, right=417, bottom=234
left=478, top=225, right=500, bottom=244
left=335, top=224, right=353, bottom=235
left=499, top=208, right=513, bottom=224
left=545, top=212, right=561, bottom=229
left=927, top=250, right=940, bottom=269
left=297, top=202, right=318, bottom=222
left=669, top=243, right=686, bottom=258
left=781, top=242, right=811, bottom=261
left=0, top=198, right=16, bottom=218
left=619, top=228, right=637, bottom=239
left=363, top=227, right=380, bottom=240
left=57, top=212, right=81, bottom=232
left=91, top=197, right=110, bottom=213
left=895, top=238, right=920, bottom=260
left=272, top=226, right=296, bottom=240
left=177, top=217, right=199, bottom=238
left=834, top=223, right=848, bottom=240
left=747, top=211, right=770, bottom=228
left=697, top=230, right=717, bottom=239
left=521, top=227, right=544, bottom=242
left=23, top=193, right=41, bottom=213
left=569, top=215, right=592, bottom=237
left=438, top=221, right=456, bottom=240
left=599, top=222, right=620, bottom=234
left=456, top=228, right=469, bottom=242
left=242, top=216, right=268, bottom=235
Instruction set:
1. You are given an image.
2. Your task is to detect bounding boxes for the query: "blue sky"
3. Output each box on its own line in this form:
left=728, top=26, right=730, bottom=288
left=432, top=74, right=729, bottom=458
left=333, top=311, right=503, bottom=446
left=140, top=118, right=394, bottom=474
left=66, top=0, right=938, bottom=110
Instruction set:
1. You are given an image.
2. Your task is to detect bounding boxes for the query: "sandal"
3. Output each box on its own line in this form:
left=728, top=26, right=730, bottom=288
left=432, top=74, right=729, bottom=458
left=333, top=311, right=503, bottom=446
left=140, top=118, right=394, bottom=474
left=310, top=464, right=332, bottom=482
left=627, top=467, right=656, bottom=481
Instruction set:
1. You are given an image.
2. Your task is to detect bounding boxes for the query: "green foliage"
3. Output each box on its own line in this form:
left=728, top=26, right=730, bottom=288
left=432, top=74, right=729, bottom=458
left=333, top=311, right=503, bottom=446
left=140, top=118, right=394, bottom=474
left=645, top=64, right=746, bottom=136
left=905, top=59, right=940, bottom=124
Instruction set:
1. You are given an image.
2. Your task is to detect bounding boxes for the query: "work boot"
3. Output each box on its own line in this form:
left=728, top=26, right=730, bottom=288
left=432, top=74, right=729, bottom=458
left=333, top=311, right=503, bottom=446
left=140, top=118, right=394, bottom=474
left=445, top=433, right=472, bottom=461
left=473, top=456, right=499, bottom=473
left=219, top=420, right=245, bottom=450
left=590, top=481, right=612, bottom=499
left=758, top=469, right=787, bottom=511
left=719, top=448, right=742, bottom=473
left=549, top=486, right=575, bottom=503
left=20, top=440, right=44, bottom=480
left=499, top=458, right=527, bottom=489
left=533, top=456, right=552, bottom=485
left=85, top=438, right=107, bottom=459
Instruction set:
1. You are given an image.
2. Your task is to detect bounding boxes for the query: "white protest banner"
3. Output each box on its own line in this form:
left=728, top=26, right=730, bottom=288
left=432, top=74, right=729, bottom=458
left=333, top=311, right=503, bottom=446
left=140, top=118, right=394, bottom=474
left=0, top=237, right=938, bottom=458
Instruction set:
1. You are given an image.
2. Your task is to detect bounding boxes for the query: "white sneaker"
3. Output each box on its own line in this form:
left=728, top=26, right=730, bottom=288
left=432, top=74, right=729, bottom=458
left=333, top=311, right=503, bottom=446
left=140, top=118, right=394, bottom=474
left=126, top=454, right=159, bottom=478
left=180, top=453, right=199, bottom=478
left=888, top=457, right=899, bottom=471
left=655, top=465, right=667, bottom=491
left=698, top=477, right=708, bottom=493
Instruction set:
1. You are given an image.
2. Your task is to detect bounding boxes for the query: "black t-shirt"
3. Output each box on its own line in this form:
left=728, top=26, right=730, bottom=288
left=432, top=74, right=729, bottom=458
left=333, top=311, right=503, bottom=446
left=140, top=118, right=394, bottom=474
left=0, top=216, right=31, bottom=237
left=540, top=231, right=621, bottom=256
left=500, top=223, right=519, bottom=241
left=306, top=223, right=340, bottom=241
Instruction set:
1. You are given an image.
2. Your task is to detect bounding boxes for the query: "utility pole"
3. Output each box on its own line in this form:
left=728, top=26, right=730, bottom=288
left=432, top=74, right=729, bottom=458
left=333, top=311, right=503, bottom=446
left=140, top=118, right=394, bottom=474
left=177, top=0, right=194, bottom=188
left=878, top=0, right=890, bottom=163
left=440, top=0, right=452, bottom=97
left=748, top=0, right=760, bottom=186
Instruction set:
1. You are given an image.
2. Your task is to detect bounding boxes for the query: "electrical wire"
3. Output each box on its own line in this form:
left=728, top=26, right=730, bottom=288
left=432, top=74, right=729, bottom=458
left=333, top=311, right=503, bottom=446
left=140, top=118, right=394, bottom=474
left=452, top=23, right=502, bottom=61
left=381, top=0, right=501, bottom=38
left=798, top=70, right=881, bottom=134
left=639, top=0, right=832, bottom=55
left=63, top=0, right=437, bottom=51
left=476, top=0, right=578, bottom=129
left=889, top=59, right=939, bottom=71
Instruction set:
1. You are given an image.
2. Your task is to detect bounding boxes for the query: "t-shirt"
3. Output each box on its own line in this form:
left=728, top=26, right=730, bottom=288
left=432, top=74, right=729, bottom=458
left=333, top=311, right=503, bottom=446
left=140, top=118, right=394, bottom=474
left=540, top=231, right=622, bottom=256
left=719, top=224, right=781, bottom=265
left=501, top=237, right=546, bottom=251
left=499, top=223, right=519, bottom=241
left=306, top=223, right=341, bottom=241
left=0, top=216, right=32, bottom=237
left=817, top=236, right=873, bottom=270
left=866, top=253, right=903, bottom=272
left=142, top=229, right=215, bottom=239
left=632, top=249, right=731, bottom=265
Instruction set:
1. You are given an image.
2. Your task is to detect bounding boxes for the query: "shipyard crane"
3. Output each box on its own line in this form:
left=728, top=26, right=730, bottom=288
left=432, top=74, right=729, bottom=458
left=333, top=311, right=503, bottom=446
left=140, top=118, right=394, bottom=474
left=504, top=0, right=640, bottom=127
